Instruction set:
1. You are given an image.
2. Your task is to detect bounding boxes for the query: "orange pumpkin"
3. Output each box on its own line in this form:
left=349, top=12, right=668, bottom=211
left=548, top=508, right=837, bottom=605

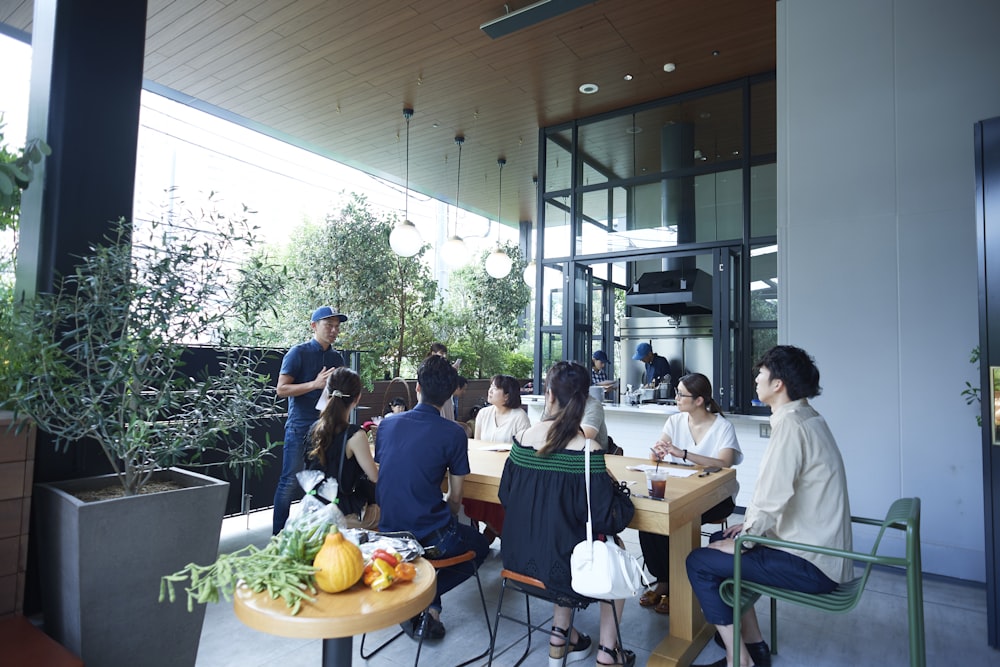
left=312, top=529, right=364, bottom=593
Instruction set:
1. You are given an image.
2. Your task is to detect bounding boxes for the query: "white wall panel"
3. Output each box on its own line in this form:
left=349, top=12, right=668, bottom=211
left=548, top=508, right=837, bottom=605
left=779, top=0, right=1000, bottom=580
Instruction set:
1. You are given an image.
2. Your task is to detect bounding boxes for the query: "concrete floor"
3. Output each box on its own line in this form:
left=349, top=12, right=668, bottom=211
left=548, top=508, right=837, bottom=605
left=194, top=508, right=998, bottom=667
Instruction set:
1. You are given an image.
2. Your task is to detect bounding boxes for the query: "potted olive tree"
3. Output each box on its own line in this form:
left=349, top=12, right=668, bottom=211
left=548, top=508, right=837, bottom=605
left=3, top=205, right=282, bottom=667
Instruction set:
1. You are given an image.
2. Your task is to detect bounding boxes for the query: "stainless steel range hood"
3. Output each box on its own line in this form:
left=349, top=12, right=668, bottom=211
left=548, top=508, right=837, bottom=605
left=625, top=269, right=713, bottom=316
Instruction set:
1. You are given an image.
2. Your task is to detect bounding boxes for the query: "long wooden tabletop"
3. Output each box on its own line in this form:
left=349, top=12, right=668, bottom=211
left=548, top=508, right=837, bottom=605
left=464, top=439, right=738, bottom=667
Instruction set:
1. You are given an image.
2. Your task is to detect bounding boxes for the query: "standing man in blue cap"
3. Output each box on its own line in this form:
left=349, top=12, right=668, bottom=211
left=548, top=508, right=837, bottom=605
left=272, top=306, right=348, bottom=534
left=632, top=342, right=672, bottom=388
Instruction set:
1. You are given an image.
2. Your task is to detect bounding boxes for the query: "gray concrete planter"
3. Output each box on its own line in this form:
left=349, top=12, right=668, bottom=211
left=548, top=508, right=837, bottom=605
left=34, top=467, right=229, bottom=667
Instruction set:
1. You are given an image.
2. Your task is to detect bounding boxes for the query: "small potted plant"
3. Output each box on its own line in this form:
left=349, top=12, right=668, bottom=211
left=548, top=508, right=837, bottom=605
left=3, top=202, right=282, bottom=667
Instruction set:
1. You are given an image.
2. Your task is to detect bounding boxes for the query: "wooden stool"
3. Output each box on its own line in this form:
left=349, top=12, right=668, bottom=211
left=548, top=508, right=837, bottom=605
left=487, top=569, right=625, bottom=667
left=360, top=550, right=492, bottom=667
left=0, top=615, right=84, bottom=667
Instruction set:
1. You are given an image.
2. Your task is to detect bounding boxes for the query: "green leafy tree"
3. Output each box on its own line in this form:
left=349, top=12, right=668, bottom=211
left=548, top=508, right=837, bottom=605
left=1, top=119, right=50, bottom=235
left=1, top=120, right=51, bottom=406
left=3, top=211, right=281, bottom=495
left=230, top=195, right=438, bottom=384
left=440, top=243, right=531, bottom=379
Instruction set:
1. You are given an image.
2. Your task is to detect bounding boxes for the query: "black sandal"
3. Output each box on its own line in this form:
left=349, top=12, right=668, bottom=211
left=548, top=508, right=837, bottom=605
left=549, top=625, right=592, bottom=667
left=596, top=643, right=636, bottom=667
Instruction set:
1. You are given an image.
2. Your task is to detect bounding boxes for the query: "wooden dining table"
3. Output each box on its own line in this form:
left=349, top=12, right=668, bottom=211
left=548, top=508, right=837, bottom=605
left=465, top=439, right=738, bottom=667
left=233, top=558, right=436, bottom=667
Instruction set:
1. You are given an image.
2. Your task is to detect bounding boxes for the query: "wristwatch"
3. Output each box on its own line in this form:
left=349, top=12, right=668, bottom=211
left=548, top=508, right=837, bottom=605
left=682, top=449, right=688, bottom=462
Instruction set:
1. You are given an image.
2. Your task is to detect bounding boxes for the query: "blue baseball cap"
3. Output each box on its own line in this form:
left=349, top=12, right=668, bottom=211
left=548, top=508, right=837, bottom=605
left=632, top=342, right=652, bottom=360
left=311, top=306, right=348, bottom=323
left=592, top=350, right=609, bottom=363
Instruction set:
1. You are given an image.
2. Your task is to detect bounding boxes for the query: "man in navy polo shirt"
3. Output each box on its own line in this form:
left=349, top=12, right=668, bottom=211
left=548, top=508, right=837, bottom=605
left=272, top=306, right=347, bottom=534
left=375, top=354, right=489, bottom=640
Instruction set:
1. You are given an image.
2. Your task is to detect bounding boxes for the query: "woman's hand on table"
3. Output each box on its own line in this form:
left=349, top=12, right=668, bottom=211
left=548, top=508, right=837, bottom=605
left=650, top=439, right=671, bottom=461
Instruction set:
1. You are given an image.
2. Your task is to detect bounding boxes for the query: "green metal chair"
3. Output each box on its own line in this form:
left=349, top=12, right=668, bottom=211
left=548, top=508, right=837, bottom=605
left=719, top=497, right=924, bottom=667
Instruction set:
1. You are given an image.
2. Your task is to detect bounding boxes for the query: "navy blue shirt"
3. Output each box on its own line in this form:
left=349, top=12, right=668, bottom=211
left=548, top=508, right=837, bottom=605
left=280, top=339, right=344, bottom=424
left=374, top=403, right=470, bottom=541
left=644, top=354, right=672, bottom=385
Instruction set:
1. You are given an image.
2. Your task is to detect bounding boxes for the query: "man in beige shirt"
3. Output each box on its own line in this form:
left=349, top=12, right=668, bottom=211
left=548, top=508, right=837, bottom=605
left=687, top=345, right=852, bottom=667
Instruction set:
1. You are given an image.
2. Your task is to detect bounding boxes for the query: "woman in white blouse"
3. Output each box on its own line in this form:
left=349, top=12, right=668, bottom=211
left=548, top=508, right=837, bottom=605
left=467, top=374, right=531, bottom=543
left=638, top=372, right=743, bottom=614
left=474, top=374, right=531, bottom=442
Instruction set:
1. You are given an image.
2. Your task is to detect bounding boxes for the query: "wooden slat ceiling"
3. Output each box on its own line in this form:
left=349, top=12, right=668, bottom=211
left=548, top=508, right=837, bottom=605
left=0, top=0, right=775, bottom=229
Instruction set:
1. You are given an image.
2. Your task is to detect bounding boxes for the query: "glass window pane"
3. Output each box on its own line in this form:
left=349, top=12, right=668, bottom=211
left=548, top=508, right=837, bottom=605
left=579, top=188, right=614, bottom=255
left=576, top=114, right=641, bottom=185
left=540, top=332, right=563, bottom=378
left=751, top=163, right=776, bottom=238
left=591, top=282, right=604, bottom=337
left=693, top=170, right=743, bottom=242
left=751, top=79, right=776, bottom=157
left=545, top=129, right=572, bottom=193
left=751, top=327, right=778, bottom=369
left=541, top=263, right=564, bottom=326
left=750, top=243, right=778, bottom=323
left=542, top=198, right=571, bottom=259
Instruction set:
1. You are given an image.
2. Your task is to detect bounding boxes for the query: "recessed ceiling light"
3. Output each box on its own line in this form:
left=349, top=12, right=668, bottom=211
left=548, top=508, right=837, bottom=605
left=663, top=63, right=676, bottom=72
left=699, top=111, right=711, bottom=119
left=579, top=83, right=599, bottom=94
left=623, top=73, right=633, bottom=81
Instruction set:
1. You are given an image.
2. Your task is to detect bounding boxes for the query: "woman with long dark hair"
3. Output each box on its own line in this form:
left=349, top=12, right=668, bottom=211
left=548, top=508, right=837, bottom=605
left=499, top=361, right=636, bottom=667
left=637, top=372, right=742, bottom=614
left=306, top=367, right=380, bottom=529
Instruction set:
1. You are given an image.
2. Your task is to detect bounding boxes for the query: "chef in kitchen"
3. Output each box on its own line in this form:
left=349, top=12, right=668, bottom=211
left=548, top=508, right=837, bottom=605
left=632, top=341, right=672, bottom=388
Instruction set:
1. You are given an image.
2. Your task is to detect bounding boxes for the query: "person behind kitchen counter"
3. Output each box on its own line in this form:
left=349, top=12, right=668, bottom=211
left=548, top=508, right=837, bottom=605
left=375, top=354, right=489, bottom=641
left=685, top=345, right=852, bottom=667
left=632, top=341, right=672, bottom=387
left=499, top=360, right=637, bottom=667
left=637, top=372, right=742, bottom=615
left=272, top=305, right=347, bottom=535
left=591, top=349, right=617, bottom=393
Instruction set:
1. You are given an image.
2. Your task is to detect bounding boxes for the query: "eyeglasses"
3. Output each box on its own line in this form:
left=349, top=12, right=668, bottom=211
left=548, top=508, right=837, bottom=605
left=675, top=392, right=694, bottom=399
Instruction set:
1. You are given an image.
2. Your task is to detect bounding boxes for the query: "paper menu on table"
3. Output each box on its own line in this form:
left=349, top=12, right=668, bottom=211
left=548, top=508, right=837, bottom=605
left=625, top=464, right=698, bottom=478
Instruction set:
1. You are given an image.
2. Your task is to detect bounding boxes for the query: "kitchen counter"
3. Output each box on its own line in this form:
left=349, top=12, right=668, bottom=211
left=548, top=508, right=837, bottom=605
left=520, top=395, right=769, bottom=508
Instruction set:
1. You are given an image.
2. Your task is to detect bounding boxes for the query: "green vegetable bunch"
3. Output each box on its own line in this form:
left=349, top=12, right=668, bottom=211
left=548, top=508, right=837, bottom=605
left=160, top=524, right=332, bottom=615
left=276, top=521, right=333, bottom=563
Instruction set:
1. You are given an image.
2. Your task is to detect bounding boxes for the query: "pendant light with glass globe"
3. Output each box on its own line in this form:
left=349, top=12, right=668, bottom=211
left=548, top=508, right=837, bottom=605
left=389, top=107, right=423, bottom=257
left=484, top=157, right=513, bottom=279
left=440, top=136, right=468, bottom=267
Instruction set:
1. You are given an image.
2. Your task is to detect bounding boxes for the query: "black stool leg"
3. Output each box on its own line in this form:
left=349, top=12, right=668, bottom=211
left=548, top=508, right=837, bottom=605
left=454, top=561, right=494, bottom=667
left=359, top=625, right=406, bottom=660
left=412, top=614, right=428, bottom=667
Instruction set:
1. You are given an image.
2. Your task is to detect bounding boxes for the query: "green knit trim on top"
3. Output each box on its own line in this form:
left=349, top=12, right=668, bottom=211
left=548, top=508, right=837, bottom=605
left=509, top=440, right=607, bottom=474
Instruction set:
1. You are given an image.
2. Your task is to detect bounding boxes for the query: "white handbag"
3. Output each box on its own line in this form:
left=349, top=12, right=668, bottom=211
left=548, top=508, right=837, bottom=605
left=570, top=441, right=649, bottom=600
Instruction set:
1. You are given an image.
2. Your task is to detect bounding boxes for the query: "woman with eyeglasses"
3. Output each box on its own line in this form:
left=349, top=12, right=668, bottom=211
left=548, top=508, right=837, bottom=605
left=637, top=372, right=742, bottom=615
